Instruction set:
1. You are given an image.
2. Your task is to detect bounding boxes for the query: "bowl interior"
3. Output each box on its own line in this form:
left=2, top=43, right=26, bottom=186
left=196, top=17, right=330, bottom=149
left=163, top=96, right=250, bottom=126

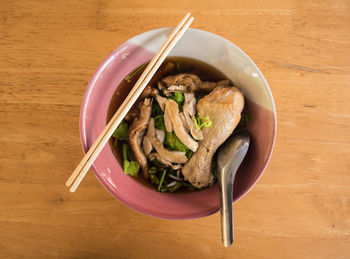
left=80, top=28, right=276, bottom=219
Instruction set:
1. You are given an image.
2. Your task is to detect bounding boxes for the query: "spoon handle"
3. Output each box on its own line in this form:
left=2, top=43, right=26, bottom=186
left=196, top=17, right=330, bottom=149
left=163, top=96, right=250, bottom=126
left=219, top=173, right=234, bottom=247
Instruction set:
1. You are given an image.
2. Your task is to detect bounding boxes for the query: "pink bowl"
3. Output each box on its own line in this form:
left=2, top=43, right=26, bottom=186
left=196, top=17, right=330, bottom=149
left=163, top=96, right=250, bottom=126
left=80, top=28, right=276, bottom=220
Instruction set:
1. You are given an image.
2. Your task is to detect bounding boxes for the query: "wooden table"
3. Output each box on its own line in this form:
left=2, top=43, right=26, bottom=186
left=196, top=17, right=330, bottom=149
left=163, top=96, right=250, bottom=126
left=1, top=0, right=349, bottom=258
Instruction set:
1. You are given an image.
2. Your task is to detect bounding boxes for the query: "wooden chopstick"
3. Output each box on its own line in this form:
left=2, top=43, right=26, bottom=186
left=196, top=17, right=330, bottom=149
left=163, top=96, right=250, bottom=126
left=67, top=14, right=193, bottom=191
left=66, top=14, right=194, bottom=192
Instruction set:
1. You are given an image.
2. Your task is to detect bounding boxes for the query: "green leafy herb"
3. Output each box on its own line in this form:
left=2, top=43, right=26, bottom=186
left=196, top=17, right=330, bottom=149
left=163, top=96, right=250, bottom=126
left=165, top=132, right=189, bottom=152
left=123, top=160, right=140, bottom=176
left=113, top=121, right=129, bottom=147
left=148, top=167, right=157, bottom=174
left=154, top=115, right=166, bottom=131
left=122, top=143, right=131, bottom=160
left=168, top=181, right=182, bottom=192
left=151, top=101, right=164, bottom=117
left=158, top=169, right=167, bottom=192
left=186, top=149, right=193, bottom=159
left=125, top=64, right=146, bottom=83
left=169, top=92, right=184, bottom=111
left=150, top=173, right=160, bottom=185
left=122, top=144, right=140, bottom=176
left=194, top=114, right=212, bottom=131
left=159, top=181, right=182, bottom=193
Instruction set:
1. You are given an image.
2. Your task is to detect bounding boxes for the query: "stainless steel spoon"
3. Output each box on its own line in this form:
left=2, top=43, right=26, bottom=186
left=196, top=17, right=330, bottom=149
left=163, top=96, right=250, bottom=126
left=217, top=131, right=250, bottom=247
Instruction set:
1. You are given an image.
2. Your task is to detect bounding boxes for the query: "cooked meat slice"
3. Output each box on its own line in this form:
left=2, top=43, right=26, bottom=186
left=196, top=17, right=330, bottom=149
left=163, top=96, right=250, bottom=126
left=150, top=88, right=159, bottom=97
left=125, top=85, right=157, bottom=121
left=140, top=85, right=152, bottom=99
left=164, top=99, right=198, bottom=152
left=159, top=74, right=230, bottom=94
left=183, top=93, right=203, bottom=140
left=183, top=93, right=196, bottom=116
left=199, top=80, right=230, bottom=92
left=167, top=85, right=187, bottom=92
left=148, top=153, right=182, bottom=170
left=171, top=164, right=182, bottom=170
left=155, top=129, right=165, bottom=143
left=146, top=118, right=187, bottom=164
left=142, top=129, right=164, bottom=156
left=125, top=101, right=142, bottom=121
left=157, top=81, right=172, bottom=96
left=142, top=136, right=153, bottom=156
left=161, top=73, right=201, bottom=92
left=156, top=95, right=167, bottom=111
left=164, top=108, right=173, bottom=132
left=139, top=85, right=158, bottom=99
left=182, top=87, right=244, bottom=188
left=129, top=98, right=153, bottom=178
left=179, top=112, right=189, bottom=131
left=148, top=152, right=171, bottom=167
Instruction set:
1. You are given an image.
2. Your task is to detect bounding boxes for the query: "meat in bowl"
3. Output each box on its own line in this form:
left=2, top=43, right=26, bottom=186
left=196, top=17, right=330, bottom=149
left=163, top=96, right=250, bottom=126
left=110, top=57, right=247, bottom=192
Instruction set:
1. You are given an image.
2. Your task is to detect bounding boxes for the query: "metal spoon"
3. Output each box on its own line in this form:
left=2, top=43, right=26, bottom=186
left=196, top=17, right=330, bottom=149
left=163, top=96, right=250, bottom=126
left=217, top=131, right=250, bottom=247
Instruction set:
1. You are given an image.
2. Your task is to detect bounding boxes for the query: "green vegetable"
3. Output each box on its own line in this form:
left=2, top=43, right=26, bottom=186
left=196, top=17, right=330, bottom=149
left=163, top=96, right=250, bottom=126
left=186, top=150, right=193, bottom=159
left=113, top=121, right=129, bottom=147
left=148, top=167, right=157, bottom=174
left=125, top=64, right=146, bottom=83
left=194, top=114, right=212, bottom=131
left=169, top=92, right=184, bottom=111
left=151, top=102, right=164, bottom=117
left=168, top=181, right=182, bottom=192
left=122, top=143, right=131, bottom=160
left=165, top=132, right=189, bottom=152
left=123, top=160, right=140, bottom=176
left=158, top=169, right=167, bottom=192
left=150, top=173, right=160, bottom=185
left=154, top=115, right=166, bottom=131
left=159, top=183, right=180, bottom=193
left=122, top=144, right=140, bottom=176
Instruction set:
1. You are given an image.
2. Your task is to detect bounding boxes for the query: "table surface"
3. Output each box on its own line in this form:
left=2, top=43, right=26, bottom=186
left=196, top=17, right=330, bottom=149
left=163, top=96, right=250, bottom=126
left=1, top=0, right=349, bottom=258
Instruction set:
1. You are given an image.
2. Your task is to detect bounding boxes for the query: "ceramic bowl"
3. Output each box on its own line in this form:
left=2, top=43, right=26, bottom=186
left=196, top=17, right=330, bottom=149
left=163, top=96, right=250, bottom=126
left=80, top=28, right=276, bottom=219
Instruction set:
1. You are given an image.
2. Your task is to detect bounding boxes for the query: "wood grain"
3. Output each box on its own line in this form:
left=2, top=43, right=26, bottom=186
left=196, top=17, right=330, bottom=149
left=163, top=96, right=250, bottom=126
left=0, top=0, right=349, bottom=258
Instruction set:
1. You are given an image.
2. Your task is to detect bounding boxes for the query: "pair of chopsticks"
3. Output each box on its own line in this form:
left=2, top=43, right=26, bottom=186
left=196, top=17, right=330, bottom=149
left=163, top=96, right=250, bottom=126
left=66, top=13, right=194, bottom=192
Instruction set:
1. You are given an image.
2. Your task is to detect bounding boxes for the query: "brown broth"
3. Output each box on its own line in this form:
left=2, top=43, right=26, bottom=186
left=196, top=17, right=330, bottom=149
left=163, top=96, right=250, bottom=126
left=107, top=57, right=229, bottom=189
